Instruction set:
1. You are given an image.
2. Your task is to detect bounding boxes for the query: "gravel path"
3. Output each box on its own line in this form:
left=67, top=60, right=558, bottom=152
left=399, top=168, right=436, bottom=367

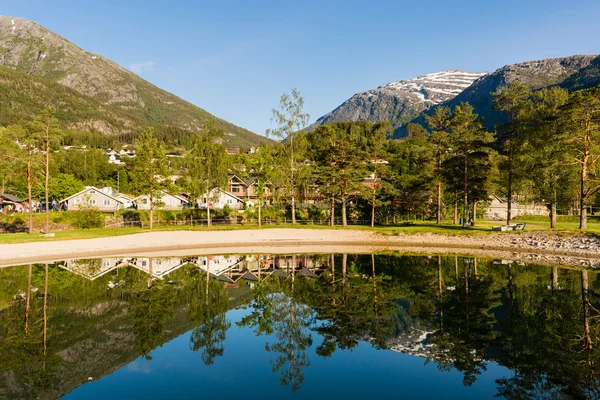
left=1, top=229, right=600, bottom=268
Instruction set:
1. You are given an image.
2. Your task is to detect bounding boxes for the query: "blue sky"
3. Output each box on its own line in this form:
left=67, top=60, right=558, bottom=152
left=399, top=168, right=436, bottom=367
left=2, top=0, right=599, bottom=135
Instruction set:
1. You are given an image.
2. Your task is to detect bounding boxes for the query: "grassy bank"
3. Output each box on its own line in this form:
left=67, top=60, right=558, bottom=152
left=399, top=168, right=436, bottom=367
left=0, top=216, right=597, bottom=245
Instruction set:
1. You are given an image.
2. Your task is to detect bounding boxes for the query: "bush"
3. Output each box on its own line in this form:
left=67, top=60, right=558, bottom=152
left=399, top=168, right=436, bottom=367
left=70, top=209, right=105, bottom=229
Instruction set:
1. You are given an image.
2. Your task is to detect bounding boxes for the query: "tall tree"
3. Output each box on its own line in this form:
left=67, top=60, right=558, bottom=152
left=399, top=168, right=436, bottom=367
left=445, top=103, right=495, bottom=228
left=248, top=144, right=276, bottom=227
left=267, top=89, right=310, bottom=225
left=493, top=83, right=532, bottom=225
left=524, top=87, right=572, bottom=228
left=31, top=109, right=62, bottom=234
left=364, top=122, right=392, bottom=227
left=561, top=87, right=600, bottom=230
left=131, top=128, right=168, bottom=230
left=308, top=122, right=370, bottom=227
left=426, top=106, right=451, bottom=224
left=185, top=120, right=229, bottom=226
left=5, top=125, right=42, bottom=234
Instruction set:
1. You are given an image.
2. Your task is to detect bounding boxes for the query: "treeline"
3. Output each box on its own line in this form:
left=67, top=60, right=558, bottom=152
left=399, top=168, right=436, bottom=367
left=2, top=84, right=600, bottom=232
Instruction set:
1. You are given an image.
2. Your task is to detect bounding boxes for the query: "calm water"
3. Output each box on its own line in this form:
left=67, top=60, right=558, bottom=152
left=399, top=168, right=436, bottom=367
left=0, top=254, right=598, bottom=399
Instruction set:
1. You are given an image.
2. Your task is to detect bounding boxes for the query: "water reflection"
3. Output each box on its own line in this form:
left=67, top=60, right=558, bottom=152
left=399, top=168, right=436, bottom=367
left=1, top=254, right=600, bottom=398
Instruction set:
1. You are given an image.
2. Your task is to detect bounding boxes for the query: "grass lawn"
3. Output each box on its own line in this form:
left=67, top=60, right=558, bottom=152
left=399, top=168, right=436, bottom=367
left=1, top=215, right=599, bottom=244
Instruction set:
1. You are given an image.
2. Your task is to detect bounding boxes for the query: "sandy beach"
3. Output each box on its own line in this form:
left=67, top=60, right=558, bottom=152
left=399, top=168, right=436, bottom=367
left=1, top=228, right=600, bottom=268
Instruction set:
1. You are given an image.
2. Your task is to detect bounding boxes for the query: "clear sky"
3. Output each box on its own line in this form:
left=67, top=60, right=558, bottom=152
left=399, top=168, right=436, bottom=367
left=2, top=0, right=599, bottom=135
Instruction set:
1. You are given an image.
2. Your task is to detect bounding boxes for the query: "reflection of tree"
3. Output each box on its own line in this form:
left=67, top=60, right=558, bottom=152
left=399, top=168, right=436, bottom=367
left=265, top=291, right=313, bottom=392
left=188, top=270, right=230, bottom=365
left=239, top=272, right=314, bottom=392
left=427, top=258, right=496, bottom=386
left=129, top=281, right=176, bottom=360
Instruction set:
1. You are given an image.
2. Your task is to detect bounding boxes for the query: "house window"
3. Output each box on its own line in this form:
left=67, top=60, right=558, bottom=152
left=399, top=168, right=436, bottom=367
left=232, top=186, right=240, bottom=193
left=90, top=200, right=97, bottom=205
left=89, top=190, right=95, bottom=194
left=227, top=199, right=233, bottom=205
left=142, top=199, right=148, bottom=205
left=103, top=200, right=111, bottom=206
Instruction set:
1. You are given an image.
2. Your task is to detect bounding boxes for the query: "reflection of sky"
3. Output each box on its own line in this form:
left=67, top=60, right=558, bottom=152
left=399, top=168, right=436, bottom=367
left=64, top=308, right=509, bottom=400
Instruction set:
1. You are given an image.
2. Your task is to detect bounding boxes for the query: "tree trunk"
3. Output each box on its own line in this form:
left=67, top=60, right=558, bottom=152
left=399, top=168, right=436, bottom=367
left=206, top=257, right=210, bottom=305
left=43, top=263, right=49, bottom=355
left=149, top=207, right=154, bottom=230
left=207, top=204, right=211, bottom=227
left=330, top=197, right=335, bottom=226
left=437, top=180, right=442, bottom=224
left=45, top=128, right=50, bottom=234
left=25, top=264, right=32, bottom=334
left=330, top=253, right=335, bottom=282
left=342, top=253, right=347, bottom=284
left=291, top=193, right=296, bottom=225
left=472, top=202, right=477, bottom=225
left=258, top=200, right=262, bottom=227
left=507, top=156, right=513, bottom=226
left=453, top=198, right=458, bottom=225
left=463, top=157, right=468, bottom=228
left=342, top=197, right=347, bottom=227
left=580, top=157, right=588, bottom=230
left=550, top=202, right=557, bottom=229
left=552, top=266, right=558, bottom=291
left=27, top=161, right=33, bottom=235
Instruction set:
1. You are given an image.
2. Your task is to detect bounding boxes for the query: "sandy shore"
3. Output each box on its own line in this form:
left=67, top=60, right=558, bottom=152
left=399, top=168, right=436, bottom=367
left=1, top=228, right=600, bottom=268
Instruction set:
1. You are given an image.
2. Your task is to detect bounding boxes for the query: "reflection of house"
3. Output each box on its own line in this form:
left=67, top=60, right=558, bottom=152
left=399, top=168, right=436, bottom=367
left=60, top=187, right=124, bottom=212
left=132, top=258, right=189, bottom=277
left=198, top=188, right=245, bottom=210
left=484, top=196, right=548, bottom=220
left=133, top=191, right=189, bottom=210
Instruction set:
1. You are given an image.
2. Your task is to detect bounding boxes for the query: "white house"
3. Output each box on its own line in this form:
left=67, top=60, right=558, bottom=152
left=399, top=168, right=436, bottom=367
left=60, top=187, right=124, bottom=212
left=113, top=194, right=134, bottom=209
left=484, top=196, right=548, bottom=220
left=197, top=188, right=245, bottom=210
left=133, top=190, right=189, bottom=210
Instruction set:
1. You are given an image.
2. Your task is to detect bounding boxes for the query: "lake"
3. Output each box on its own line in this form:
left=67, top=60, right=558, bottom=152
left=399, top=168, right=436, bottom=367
left=0, top=253, right=597, bottom=399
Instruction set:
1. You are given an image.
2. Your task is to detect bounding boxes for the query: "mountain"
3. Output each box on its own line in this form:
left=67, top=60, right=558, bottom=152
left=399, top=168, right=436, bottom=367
left=308, top=70, right=486, bottom=135
left=0, top=16, right=271, bottom=148
left=437, top=54, right=600, bottom=131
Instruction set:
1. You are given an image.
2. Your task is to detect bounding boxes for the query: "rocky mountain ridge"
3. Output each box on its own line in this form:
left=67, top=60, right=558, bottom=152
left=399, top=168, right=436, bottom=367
left=309, top=70, right=486, bottom=133
left=311, top=55, right=600, bottom=137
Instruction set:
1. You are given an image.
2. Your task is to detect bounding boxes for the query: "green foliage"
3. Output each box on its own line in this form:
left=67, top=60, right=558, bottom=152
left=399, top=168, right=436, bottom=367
left=48, top=173, right=84, bottom=200
left=69, top=208, right=105, bottom=229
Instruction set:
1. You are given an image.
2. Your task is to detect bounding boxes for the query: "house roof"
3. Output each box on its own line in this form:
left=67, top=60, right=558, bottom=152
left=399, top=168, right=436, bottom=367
left=212, top=188, right=246, bottom=203
left=60, top=187, right=124, bottom=204
left=0, top=193, right=23, bottom=203
left=132, top=190, right=188, bottom=203
left=228, top=174, right=247, bottom=185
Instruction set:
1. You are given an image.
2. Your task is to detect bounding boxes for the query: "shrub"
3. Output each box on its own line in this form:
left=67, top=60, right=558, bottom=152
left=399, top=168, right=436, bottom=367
left=70, top=209, right=105, bottom=229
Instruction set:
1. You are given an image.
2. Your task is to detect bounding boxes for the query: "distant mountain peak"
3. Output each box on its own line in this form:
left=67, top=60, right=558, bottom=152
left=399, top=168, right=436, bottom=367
left=309, top=70, right=485, bottom=132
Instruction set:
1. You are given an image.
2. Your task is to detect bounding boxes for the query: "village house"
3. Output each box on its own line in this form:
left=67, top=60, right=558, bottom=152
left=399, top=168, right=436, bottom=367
left=484, top=196, right=548, bottom=220
left=0, top=193, right=25, bottom=213
left=227, top=174, right=273, bottom=202
left=60, top=187, right=124, bottom=212
left=133, top=190, right=189, bottom=211
left=198, top=188, right=245, bottom=210
left=113, top=194, right=134, bottom=209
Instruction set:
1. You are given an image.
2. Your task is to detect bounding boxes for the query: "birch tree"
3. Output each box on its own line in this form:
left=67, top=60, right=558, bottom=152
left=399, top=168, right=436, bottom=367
left=267, top=89, right=309, bottom=225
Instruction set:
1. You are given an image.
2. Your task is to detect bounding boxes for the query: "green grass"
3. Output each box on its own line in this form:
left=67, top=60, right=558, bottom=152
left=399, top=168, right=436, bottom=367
left=0, top=216, right=598, bottom=245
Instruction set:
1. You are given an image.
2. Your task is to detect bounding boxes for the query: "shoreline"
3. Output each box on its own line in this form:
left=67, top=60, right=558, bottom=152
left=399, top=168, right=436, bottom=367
left=1, top=228, right=600, bottom=269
